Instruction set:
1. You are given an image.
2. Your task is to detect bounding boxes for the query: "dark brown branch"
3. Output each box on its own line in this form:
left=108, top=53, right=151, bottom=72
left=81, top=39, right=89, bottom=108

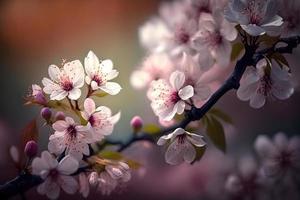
left=0, top=35, right=299, bottom=199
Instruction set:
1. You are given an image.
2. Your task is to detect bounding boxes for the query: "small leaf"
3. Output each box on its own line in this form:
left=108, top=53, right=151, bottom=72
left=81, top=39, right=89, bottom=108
left=209, top=108, right=233, bottom=124
left=93, top=91, right=108, bottom=98
left=99, top=151, right=123, bottom=160
left=231, top=42, right=244, bottom=61
left=192, top=146, right=206, bottom=164
left=259, top=35, right=280, bottom=46
left=269, top=52, right=290, bottom=70
left=47, top=100, right=69, bottom=110
left=203, top=115, right=226, bottom=153
left=142, top=124, right=161, bottom=135
left=126, top=159, right=142, bottom=170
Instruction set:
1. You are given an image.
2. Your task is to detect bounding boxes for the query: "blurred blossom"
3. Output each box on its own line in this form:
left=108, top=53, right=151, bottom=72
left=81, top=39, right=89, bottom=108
left=225, top=0, right=283, bottom=36
left=255, top=132, right=300, bottom=178
left=237, top=59, right=294, bottom=108
left=278, top=0, right=300, bottom=37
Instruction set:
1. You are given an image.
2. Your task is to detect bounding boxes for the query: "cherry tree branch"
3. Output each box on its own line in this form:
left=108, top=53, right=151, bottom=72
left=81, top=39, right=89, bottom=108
left=0, top=35, right=299, bottom=199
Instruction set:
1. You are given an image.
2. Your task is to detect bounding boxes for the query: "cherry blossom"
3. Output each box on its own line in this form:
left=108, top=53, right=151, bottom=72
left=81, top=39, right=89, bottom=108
left=48, top=117, right=93, bottom=160
left=192, top=12, right=237, bottom=67
left=224, top=0, right=283, bottom=36
left=79, top=173, right=90, bottom=198
left=31, top=151, right=79, bottom=199
left=130, top=53, right=174, bottom=89
left=254, top=132, right=300, bottom=178
left=81, top=98, right=120, bottom=141
left=278, top=0, right=300, bottom=37
left=237, top=59, right=294, bottom=108
left=28, top=84, right=47, bottom=105
left=157, top=128, right=206, bottom=165
left=42, top=60, right=84, bottom=100
left=147, top=71, right=194, bottom=121
left=179, top=53, right=211, bottom=108
left=84, top=51, right=121, bottom=95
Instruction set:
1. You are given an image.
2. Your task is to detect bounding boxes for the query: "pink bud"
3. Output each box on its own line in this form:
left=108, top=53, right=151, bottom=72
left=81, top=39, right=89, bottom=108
left=34, top=92, right=47, bottom=105
left=24, top=140, right=38, bottom=158
left=55, top=111, right=65, bottom=121
left=130, top=116, right=143, bottom=131
left=41, top=107, right=52, bottom=121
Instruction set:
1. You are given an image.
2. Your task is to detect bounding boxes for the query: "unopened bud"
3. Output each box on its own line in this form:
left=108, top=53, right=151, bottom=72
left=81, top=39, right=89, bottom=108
left=24, top=140, right=38, bottom=158
left=55, top=111, right=65, bottom=121
left=34, top=92, right=47, bottom=105
left=130, top=116, right=143, bottom=132
left=41, top=107, right=52, bottom=121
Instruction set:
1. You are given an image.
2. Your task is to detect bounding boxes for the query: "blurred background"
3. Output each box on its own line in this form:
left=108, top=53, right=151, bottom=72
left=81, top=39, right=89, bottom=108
left=0, top=0, right=299, bottom=199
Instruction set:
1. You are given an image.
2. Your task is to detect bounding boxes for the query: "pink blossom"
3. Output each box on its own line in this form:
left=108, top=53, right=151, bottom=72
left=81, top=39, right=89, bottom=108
left=147, top=71, right=194, bottom=121
left=279, top=0, right=300, bottom=37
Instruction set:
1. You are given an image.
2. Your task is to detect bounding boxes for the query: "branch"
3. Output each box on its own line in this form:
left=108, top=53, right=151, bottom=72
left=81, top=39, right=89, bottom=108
left=0, top=35, right=299, bottom=199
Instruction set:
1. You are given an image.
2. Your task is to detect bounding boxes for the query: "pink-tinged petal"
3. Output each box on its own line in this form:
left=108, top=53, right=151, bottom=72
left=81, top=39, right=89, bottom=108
left=182, top=141, right=196, bottom=163
left=91, top=81, right=99, bottom=90
left=250, top=92, right=266, bottom=109
left=221, top=20, right=238, bottom=41
left=68, top=88, right=81, bottom=100
left=171, top=128, right=186, bottom=138
left=57, top=155, right=79, bottom=175
left=159, top=105, right=177, bottom=121
left=41, top=151, right=58, bottom=169
left=46, top=181, right=60, bottom=200
left=101, top=59, right=114, bottom=73
left=165, top=139, right=185, bottom=165
left=53, top=120, right=69, bottom=132
left=9, top=146, right=19, bottom=163
left=48, top=137, right=65, bottom=155
left=130, top=70, right=152, bottom=89
left=225, top=175, right=242, bottom=193
left=237, top=82, right=258, bottom=101
left=65, top=117, right=75, bottom=125
left=110, top=111, right=121, bottom=124
left=175, top=101, right=185, bottom=115
left=81, top=111, right=90, bottom=121
left=157, top=133, right=173, bottom=145
left=187, top=133, right=206, bottom=147
left=193, top=84, right=211, bottom=101
left=32, top=157, right=49, bottom=176
left=213, top=41, right=231, bottom=68
left=84, top=98, right=96, bottom=115
left=85, top=76, right=92, bottom=85
left=48, top=65, right=61, bottom=82
left=274, top=132, right=289, bottom=150
left=178, top=85, right=194, bottom=100
left=58, top=175, right=78, bottom=194
left=241, top=24, right=266, bottom=36
left=272, top=79, right=294, bottom=100
left=50, top=89, right=68, bottom=101
left=194, top=51, right=214, bottom=71
left=84, top=51, right=100, bottom=77
left=100, top=82, right=122, bottom=95
left=42, top=78, right=60, bottom=94
left=254, top=135, right=276, bottom=158
left=95, top=106, right=112, bottom=116
left=169, top=71, right=185, bottom=91
left=79, top=173, right=90, bottom=198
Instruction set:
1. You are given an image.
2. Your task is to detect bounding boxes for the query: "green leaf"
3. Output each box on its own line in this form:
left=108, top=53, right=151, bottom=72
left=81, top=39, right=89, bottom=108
left=259, top=35, right=280, bottom=46
left=126, top=159, right=142, bottom=170
left=269, top=52, right=290, bottom=70
left=192, top=146, right=206, bottom=164
left=209, top=108, right=233, bottom=124
left=99, top=151, right=123, bottom=160
left=47, top=100, right=69, bottom=110
left=203, top=115, right=226, bottom=153
left=93, top=91, right=108, bottom=98
left=231, top=42, right=244, bottom=61
left=142, top=124, right=161, bottom=135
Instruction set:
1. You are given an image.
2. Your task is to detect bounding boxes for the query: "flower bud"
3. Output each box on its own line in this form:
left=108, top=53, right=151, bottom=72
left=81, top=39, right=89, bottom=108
left=130, top=116, right=143, bottom=132
left=34, top=92, right=47, bottom=105
left=24, top=140, right=38, bottom=158
left=41, top=107, right=52, bottom=121
left=55, top=111, right=65, bottom=121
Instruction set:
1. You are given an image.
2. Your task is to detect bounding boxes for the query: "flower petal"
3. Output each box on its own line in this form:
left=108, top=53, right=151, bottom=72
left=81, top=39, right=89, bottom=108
left=57, top=155, right=79, bottom=175
left=178, top=85, right=194, bottom=100
left=250, top=92, right=266, bottom=108
left=68, top=88, right=81, bottom=100
left=100, top=82, right=122, bottom=95
left=187, top=133, right=206, bottom=147
left=84, top=98, right=96, bottom=115
left=85, top=51, right=100, bottom=77
left=241, top=24, right=266, bottom=36
left=58, top=175, right=78, bottom=194
left=169, top=71, right=185, bottom=91
left=48, top=65, right=61, bottom=82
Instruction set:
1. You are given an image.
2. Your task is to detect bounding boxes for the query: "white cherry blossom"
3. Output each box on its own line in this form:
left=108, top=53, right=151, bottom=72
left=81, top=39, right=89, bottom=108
left=84, top=51, right=121, bottom=95
left=48, top=117, right=93, bottom=160
left=192, top=12, right=237, bottom=67
left=157, top=128, right=206, bottom=165
left=42, top=60, right=84, bottom=100
left=237, top=59, right=294, bottom=108
left=279, top=0, right=300, bottom=37
left=225, top=0, right=283, bottom=36
left=255, top=132, right=300, bottom=178
left=81, top=98, right=120, bottom=141
left=31, top=151, right=79, bottom=199
left=147, top=71, right=194, bottom=121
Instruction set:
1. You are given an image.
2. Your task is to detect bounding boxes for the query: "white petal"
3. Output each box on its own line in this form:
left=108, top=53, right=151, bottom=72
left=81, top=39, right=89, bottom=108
left=105, top=70, right=119, bottom=81
left=274, top=132, right=289, bottom=150
left=32, top=157, right=49, bottom=176
left=262, top=15, right=283, bottom=27
left=68, top=88, right=81, bottom=100
left=214, top=41, right=231, bottom=67
left=165, top=140, right=185, bottom=165
left=250, top=92, right=266, bottom=108
left=99, top=82, right=122, bottom=95
left=50, top=90, right=68, bottom=101
left=169, top=71, right=185, bottom=91
left=41, top=151, right=58, bottom=169
left=187, top=133, right=206, bottom=147
left=175, top=101, right=185, bottom=115
left=85, top=51, right=100, bottom=77
left=58, top=175, right=78, bottom=194
left=157, top=133, right=173, bottom=146
left=178, top=85, right=194, bottom=100
left=254, top=135, right=276, bottom=158
left=91, top=81, right=99, bottom=90
left=53, top=120, right=69, bottom=132
left=241, top=24, right=266, bottom=36
left=101, top=59, right=114, bottom=73
left=48, top=65, right=61, bottom=82
left=84, top=98, right=96, bottom=115
left=110, top=111, right=121, bottom=124
left=57, top=155, right=79, bottom=175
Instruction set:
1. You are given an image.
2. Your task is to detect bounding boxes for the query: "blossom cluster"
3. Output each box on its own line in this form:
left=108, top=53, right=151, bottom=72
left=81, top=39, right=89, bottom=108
left=25, top=51, right=132, bottom=199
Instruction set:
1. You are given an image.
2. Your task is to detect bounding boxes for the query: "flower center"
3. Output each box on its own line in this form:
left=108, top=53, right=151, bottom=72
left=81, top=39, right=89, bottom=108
left=92, top=75, right=103, bottom=86
left=206, top=32, right=222, bottom=48
left=170, top=91, right=180, bottom=103
left=257, top=75, right=272, bottom=96
left=177, top=135, right=186, bottom=144
left=277, top=151, right=292, bottom=169
left=175, top=28, right=190, bottom=44
left=243, top=0, right=263, bottom=25
left=66, top=125, right=77, bottom=140
left=49, top=169, right=59, bottom=180
left=60, top=76, right=74, bottom=91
